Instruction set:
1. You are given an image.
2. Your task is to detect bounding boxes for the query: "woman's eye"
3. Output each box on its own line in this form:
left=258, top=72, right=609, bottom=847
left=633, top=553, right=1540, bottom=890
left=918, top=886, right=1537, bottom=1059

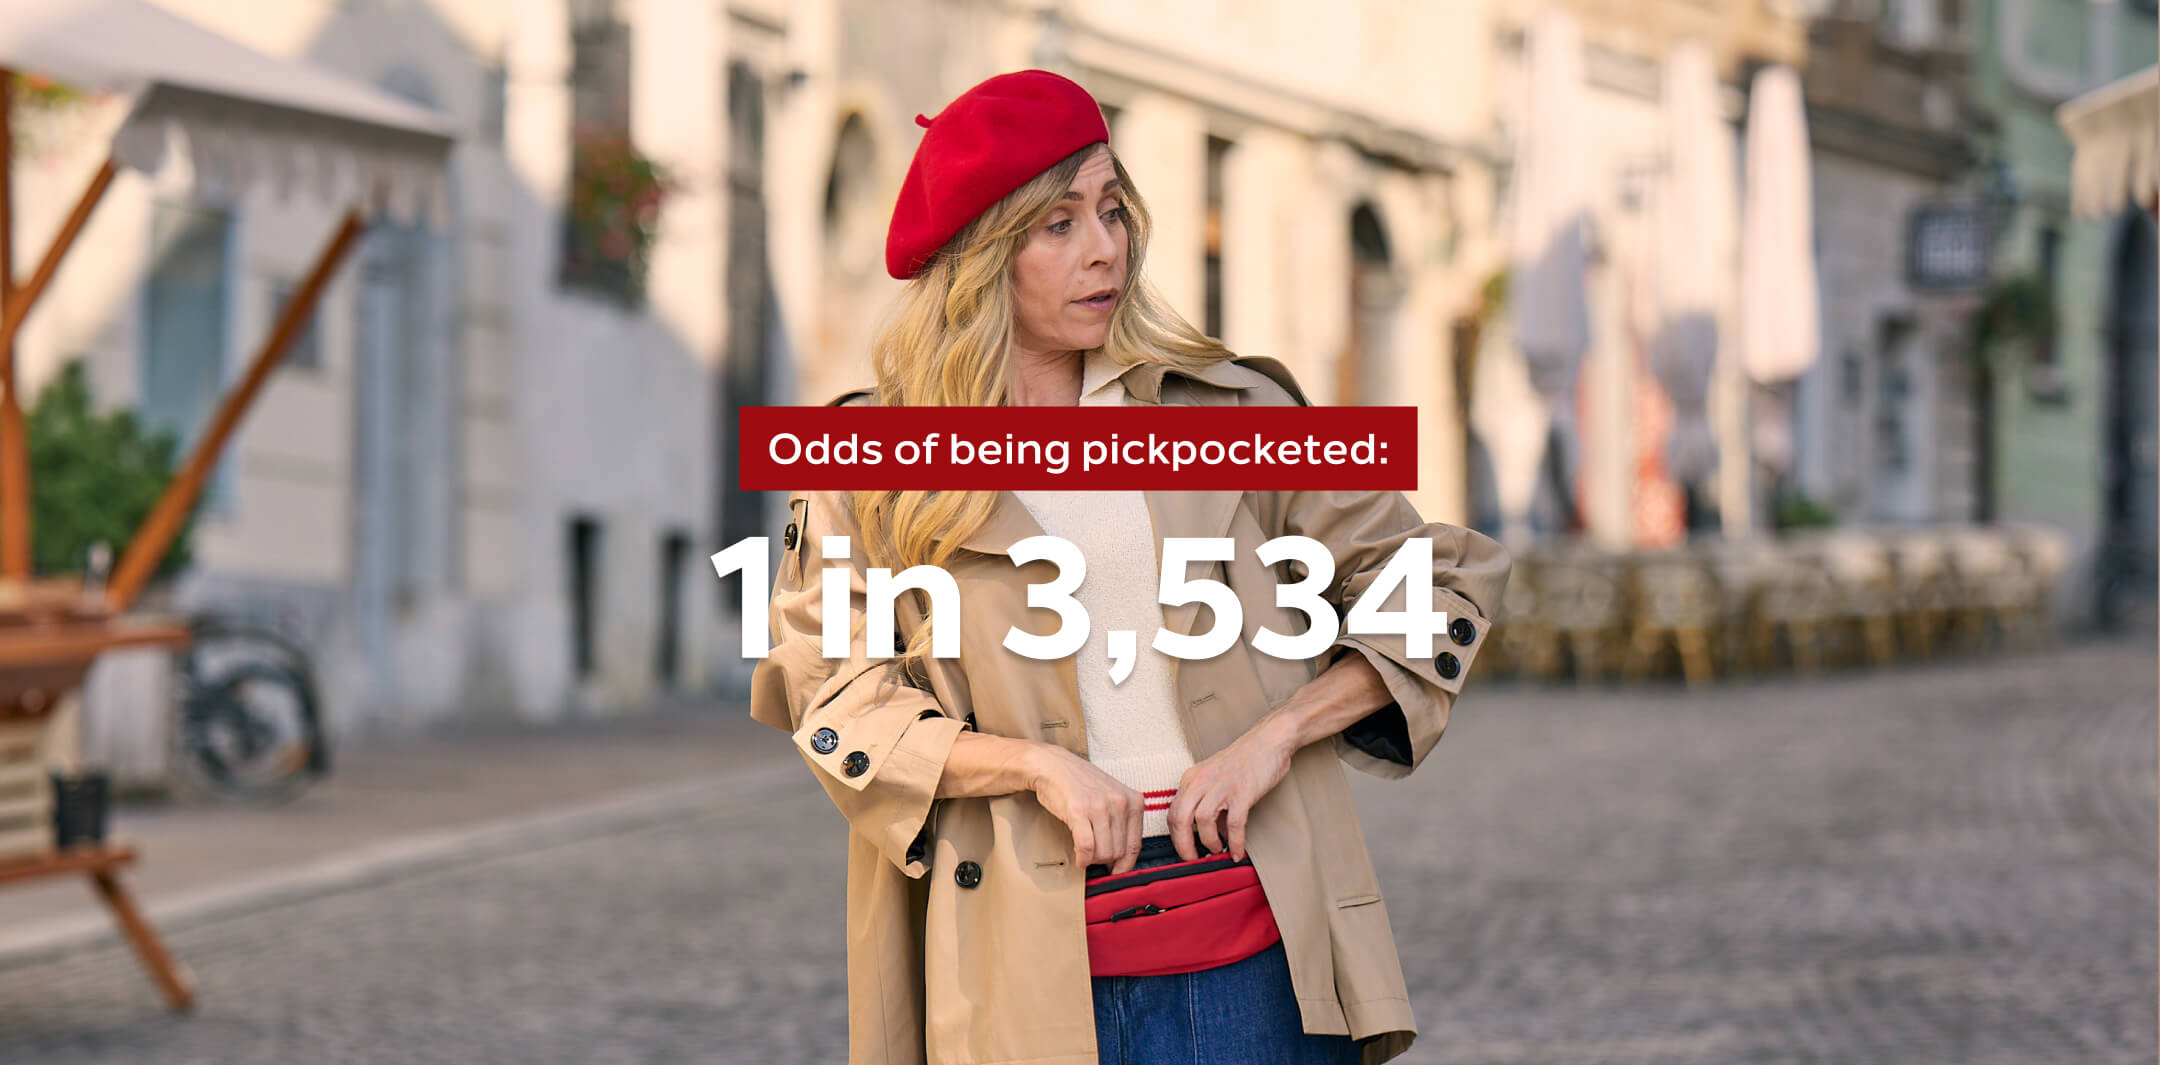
left=1047, top=218, right=1073, bottom=234
left=1103, top=205, right=1127, bottom=223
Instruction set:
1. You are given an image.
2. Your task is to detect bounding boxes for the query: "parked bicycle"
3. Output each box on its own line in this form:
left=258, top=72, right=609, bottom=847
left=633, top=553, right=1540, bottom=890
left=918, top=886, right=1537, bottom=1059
left=171, top=613, right=330, bottom=804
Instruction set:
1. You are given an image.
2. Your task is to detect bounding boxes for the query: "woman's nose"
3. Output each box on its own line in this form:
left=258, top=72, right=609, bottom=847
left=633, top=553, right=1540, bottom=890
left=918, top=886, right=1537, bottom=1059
left=1086, top=214, right=1119, bottom=267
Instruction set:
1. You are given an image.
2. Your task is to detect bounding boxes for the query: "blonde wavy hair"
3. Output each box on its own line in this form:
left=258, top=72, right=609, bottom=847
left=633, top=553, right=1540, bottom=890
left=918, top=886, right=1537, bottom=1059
left=847, top=142, right=1233, bottom=676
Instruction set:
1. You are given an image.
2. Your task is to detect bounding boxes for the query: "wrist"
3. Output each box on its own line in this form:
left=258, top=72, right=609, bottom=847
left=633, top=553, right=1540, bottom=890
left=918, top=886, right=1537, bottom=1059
left=1254, top=702, right=1312, bottom=757
left=1016, top=739, right=1061, bottom=792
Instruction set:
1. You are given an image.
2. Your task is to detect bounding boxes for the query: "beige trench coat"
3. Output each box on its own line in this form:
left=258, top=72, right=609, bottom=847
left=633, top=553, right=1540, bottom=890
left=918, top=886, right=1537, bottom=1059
left=749, top=355, right=1512, bottom=1065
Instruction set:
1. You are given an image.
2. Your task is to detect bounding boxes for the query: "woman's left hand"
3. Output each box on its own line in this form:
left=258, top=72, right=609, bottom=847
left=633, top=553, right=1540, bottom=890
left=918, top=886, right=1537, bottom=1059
left=1166, top=651, right=1397, bottom=863
left=1165, top=714, right=1297, bottom=862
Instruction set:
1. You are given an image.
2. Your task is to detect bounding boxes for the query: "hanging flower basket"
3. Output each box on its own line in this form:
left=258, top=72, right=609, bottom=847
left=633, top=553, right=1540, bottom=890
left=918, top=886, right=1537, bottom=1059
left=560, top=125, right=672, bottom=306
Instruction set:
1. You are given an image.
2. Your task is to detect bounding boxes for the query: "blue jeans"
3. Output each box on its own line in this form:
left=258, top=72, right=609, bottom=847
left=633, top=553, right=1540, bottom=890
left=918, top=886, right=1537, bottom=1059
left=1090, top=842, right=1364, bottom=1065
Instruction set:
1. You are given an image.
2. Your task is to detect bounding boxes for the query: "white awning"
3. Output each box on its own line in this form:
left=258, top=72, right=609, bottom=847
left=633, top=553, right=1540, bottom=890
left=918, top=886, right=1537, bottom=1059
left=2060, top=65, right=2158, bottom=219
left=0, top=0, right=453, bottom=224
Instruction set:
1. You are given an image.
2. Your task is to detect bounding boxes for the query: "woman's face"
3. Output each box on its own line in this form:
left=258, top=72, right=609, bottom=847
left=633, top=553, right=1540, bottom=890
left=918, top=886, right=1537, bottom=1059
left=1010, top=145, right=1128, bottom=359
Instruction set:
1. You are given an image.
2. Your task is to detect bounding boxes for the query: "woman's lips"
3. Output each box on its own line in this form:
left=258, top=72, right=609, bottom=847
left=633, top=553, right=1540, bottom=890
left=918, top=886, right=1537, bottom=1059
left=1075, top=292, right=1117, bottom=312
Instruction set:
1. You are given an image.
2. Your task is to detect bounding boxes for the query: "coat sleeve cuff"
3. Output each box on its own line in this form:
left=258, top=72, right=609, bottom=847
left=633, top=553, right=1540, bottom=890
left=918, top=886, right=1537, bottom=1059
left=796, top=709, right=964, bottom=877
left=1329, top=589, right=1490, bottom=779
left=861, top=713, right=965, bottom=877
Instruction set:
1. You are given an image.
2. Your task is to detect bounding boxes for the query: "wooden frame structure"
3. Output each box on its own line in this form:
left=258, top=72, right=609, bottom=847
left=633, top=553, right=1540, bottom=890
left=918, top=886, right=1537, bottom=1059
left=0, top=71, right=368, bottom=1013
left=0, top=0, right=451, bottom=1014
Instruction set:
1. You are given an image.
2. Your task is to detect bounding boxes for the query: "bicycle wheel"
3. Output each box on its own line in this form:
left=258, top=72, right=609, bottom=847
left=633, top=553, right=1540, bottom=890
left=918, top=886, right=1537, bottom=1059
left=176, top=660, right=322, bottom=805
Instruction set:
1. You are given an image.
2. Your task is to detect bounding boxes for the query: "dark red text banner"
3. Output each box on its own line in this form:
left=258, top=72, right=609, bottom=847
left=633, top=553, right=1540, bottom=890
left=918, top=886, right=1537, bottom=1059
left=737, top=405, right=1418, bottom=490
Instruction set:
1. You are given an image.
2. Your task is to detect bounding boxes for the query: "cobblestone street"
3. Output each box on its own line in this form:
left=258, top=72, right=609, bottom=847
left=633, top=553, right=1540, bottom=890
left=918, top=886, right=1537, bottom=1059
left=0, top=637, right=2152, bottom=1064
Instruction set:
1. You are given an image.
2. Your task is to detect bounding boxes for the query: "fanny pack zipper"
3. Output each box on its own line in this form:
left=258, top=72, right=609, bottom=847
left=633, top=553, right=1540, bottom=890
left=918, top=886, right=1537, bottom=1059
left=1084, top=853, right=1248, bottom=898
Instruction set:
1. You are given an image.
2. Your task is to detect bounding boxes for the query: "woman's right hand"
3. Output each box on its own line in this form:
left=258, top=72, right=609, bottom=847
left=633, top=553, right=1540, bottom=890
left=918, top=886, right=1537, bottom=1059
left=1026, top=744, right=1146, bottom=874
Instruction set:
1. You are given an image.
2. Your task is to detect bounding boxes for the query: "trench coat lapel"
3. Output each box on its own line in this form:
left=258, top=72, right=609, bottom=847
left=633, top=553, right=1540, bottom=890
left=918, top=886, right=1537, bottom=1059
left=1141, top=489, right=1241, bottom=641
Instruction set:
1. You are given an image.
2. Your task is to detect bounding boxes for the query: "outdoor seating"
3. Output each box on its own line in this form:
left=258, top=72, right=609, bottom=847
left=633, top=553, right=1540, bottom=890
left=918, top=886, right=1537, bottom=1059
left=1484, top=523, right=2076, bottom=685
left=1622, top=549, right=1722, bottom=687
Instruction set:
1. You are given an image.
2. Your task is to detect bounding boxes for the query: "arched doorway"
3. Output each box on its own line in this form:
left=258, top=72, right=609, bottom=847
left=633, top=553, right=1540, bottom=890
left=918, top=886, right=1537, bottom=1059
left=817, top=112, right=883, bottom=388
left=823, top=113, right=880, bottom=268
left=2099, top=211, right=2158, bottom=628
left=1339, top=203, right=1401, bottom=405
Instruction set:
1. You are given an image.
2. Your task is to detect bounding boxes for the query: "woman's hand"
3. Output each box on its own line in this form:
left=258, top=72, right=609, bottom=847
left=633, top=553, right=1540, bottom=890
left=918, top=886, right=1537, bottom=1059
left=1026, top=744, right=1147, bottom=874
left=1168, top=650, right=1396, bottom=862
left=1165, top=716, right=1296, bottom=862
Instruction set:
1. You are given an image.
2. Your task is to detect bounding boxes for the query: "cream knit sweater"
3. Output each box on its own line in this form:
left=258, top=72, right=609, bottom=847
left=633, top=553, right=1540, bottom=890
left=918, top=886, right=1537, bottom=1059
left=1012, top=351, right=1193, bottom=836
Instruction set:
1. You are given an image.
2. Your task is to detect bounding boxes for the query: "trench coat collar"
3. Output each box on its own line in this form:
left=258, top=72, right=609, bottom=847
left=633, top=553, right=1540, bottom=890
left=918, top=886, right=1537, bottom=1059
left=954, top=355, right=1261, bottom=638
left=1114, top=354, right=1270, bottom=405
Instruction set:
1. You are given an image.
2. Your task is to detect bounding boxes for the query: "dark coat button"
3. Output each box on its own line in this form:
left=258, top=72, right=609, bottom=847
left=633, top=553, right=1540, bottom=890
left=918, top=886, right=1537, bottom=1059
left=783, top=523, right=798, bottom=550
left=1450, top=617, right=1477, bottom=646
left=963, top=712, right=978, bottom=732
left=1435, top=652, right=1461, bottom=680
left=842, top=751, right=871, bottom=777
left=811, top=727, right=839, bottom=755
left=954, top=860, right=983, bottom=889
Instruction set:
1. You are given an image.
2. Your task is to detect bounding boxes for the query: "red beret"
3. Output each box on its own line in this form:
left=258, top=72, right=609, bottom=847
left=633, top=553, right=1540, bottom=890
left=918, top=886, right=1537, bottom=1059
left=885, top=70, right=1111, bottom=280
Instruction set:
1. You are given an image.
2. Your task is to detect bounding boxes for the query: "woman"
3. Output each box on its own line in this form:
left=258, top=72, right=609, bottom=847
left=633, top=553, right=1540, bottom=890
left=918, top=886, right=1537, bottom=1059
left=750, top=70, right=1511, bottom=1065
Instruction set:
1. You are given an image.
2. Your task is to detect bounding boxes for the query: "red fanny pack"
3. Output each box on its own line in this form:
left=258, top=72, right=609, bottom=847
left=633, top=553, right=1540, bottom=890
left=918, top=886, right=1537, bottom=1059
left=1083, top=850, right=1282, bottom=978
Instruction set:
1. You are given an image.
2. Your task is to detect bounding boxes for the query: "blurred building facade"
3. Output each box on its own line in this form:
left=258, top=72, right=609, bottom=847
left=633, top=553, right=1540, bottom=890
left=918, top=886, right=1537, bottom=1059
left=1966, top=0, right=2157, bottom=624
left=15, top=0, right=1527, bottom=752
left=12, top=0, right=733, bottom=766
left=1789, top=7, right=1990, bottom=527
left=5, top=0, right=2150, bottom=759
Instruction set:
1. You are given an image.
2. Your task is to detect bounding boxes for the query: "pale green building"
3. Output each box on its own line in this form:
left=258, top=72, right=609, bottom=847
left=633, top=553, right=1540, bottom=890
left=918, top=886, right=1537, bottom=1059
left=1974, top=0, right=2157, bottom=626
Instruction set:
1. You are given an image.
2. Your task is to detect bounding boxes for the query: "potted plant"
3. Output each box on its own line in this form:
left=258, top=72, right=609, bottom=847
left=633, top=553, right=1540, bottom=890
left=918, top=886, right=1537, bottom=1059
left=26, top=361, right=195, bottom=584
left=1970, top=272, right=2064, bottom=403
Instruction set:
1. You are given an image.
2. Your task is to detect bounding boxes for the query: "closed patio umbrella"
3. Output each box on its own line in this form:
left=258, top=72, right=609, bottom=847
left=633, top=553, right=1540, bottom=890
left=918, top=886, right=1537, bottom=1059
left=1739, top=63, right=1817, bottom=386
left=1505, top=8, right=1593, bottom=530
left=1651, top=40, right=1733, bottom=487
left=1738, top=63, right=1819, bottom=478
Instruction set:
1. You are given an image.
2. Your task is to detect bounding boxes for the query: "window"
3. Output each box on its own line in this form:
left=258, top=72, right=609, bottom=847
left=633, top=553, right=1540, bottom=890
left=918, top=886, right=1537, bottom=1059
left=268, top=279, right=323, bottom=371
left=143, top=201, right=235, bottom=512
left=568, top=516, right=603, bottom=679
left=718, top=61, right=773, bottom=618
left=1880, top=0, right=1940, bottom=50
left=568, top=0, right=631, bottom=131
left=1204, top=136, right=1230, bottom=339
left=2036, top=223, right=2062, bottom=365
left=656, top=530, right=689, bottom=687
left=560, top=0, right=641, bottom=304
